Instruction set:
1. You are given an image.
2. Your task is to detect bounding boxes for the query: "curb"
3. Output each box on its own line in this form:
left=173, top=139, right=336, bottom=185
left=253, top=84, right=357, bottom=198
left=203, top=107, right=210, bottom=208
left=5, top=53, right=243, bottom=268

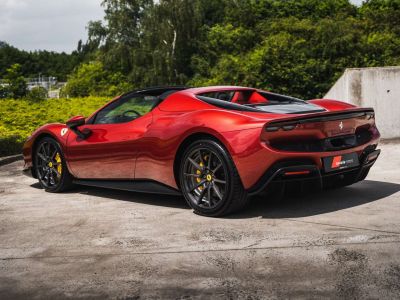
left=380, top=138, right=400, bottom=144
left=0, top=154, right=23, bottom=167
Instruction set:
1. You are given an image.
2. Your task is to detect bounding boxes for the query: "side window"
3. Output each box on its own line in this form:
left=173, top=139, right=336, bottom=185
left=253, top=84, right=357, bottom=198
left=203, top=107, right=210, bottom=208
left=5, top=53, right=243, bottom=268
left=93, top=94, right=157, bottom=124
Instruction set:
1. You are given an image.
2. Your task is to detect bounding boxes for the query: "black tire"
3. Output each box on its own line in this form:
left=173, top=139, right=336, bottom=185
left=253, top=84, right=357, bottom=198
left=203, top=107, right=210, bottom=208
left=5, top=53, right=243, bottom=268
left=179, top=139, right=248, bottom=217
left=34, top=137, right=74, bottom=192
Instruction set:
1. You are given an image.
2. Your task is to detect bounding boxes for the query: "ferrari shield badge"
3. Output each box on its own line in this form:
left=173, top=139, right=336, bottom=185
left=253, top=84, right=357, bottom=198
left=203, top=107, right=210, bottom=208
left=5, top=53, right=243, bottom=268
left=61, top=128, right=68, bottom=136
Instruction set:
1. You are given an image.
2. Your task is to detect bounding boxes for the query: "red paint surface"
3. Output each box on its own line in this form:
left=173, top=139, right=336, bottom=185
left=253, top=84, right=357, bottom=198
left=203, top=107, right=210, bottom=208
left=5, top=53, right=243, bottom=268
left=23, top=86, right=380, bottom=191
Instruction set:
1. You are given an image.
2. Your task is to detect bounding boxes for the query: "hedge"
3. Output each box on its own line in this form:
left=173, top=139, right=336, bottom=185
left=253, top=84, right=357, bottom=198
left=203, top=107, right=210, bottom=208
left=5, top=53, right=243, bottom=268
left=0, top=97, right=109, bottom=156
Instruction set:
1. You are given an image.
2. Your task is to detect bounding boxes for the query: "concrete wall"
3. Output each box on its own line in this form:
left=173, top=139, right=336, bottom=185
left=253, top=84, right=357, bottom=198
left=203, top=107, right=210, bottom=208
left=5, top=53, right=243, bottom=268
left=324, top=66, right=400, bottom=139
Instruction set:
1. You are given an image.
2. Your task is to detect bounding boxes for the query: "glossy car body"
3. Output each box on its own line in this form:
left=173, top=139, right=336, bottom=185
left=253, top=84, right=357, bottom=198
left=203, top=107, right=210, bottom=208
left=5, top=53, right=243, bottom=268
left=23, top=86, right=381, bottom=198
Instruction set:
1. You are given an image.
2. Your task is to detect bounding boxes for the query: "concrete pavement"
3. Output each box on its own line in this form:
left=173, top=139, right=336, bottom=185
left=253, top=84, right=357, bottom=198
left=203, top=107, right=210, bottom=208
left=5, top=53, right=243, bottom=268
left=1, top=143, right=399, bottom=299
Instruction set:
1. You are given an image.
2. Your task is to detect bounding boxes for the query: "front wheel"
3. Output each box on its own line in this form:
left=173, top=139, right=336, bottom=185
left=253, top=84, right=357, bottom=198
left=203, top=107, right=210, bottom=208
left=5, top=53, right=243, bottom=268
left=179, top=139, right=248, bottom=217
left=34, top=137, right=74, bottom=192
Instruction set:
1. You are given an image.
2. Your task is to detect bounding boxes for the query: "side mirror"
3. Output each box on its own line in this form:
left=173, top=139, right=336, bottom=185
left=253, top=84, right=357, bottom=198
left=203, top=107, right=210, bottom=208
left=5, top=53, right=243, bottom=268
left=66, top=116, right=91, bottom=139
left=66, top=115, right=86, bottom=129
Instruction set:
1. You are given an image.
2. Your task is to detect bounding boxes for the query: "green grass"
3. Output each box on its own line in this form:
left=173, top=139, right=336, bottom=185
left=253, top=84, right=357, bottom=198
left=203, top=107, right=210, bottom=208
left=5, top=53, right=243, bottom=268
left=0, top=97, right=110, bottom=156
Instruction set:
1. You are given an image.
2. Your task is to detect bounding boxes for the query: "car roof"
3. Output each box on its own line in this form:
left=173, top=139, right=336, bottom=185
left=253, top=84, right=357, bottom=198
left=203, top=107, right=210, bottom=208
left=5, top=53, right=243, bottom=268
left=121, top=86, right=190, bottom=97
left=120, top=86, right=258, bottom=99
left=184, top=86, right=256, bottom=95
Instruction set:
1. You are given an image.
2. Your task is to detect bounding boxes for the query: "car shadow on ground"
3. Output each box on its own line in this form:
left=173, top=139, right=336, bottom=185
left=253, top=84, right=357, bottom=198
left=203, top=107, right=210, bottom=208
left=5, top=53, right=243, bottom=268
left=231, top=180, right=400, bottom=219
left=30, top=182, right=188, bottom=210
left=30, top=179, right=400, bottom=217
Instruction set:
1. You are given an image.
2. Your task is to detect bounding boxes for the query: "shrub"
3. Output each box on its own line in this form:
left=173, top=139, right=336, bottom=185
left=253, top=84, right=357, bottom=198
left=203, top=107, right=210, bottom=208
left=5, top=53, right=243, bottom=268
left=0, top=135, right=24, bottom=157
left=0, top=85, right=11, bottom=98
left=3, top=64, right=27, bottom=98
left=0, top=97, right=110, bottom=156
left=26, top=86, right=48, bottom=102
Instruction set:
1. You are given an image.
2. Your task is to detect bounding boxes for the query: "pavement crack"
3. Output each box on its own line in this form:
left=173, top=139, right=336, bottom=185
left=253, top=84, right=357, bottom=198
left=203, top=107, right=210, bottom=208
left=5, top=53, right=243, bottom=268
left=279, top=218, right=400, bottom=236
left=1, top=240, right=400, bottom=261
left=243, top=218, right=400, bottom=249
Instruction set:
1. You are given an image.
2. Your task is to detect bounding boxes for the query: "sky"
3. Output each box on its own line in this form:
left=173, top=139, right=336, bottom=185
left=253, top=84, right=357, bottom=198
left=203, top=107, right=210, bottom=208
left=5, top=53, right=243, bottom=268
left=0, top=0, right=104, bottom=53
left=0, top=0, right=364, bottom=54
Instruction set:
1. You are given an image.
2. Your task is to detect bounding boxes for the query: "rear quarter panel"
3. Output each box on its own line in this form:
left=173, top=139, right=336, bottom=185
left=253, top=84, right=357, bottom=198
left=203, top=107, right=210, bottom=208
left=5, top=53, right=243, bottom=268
left=134, top=106, right=268, bottom=189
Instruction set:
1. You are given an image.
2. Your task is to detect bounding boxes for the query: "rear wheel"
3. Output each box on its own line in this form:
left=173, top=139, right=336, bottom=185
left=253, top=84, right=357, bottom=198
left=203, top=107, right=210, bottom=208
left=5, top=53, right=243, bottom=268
left=179, top=139, right=248, bottom=217
left=34, top=137, right=73, bottom=192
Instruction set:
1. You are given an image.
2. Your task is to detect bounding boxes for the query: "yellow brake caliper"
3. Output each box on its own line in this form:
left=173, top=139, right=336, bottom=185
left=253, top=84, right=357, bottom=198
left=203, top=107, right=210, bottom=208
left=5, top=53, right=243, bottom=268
left=196, top=162, right=204, bottom=190
left=55, top=153, right=62, bottom=175
left=196, top=156, right=209, bottom=191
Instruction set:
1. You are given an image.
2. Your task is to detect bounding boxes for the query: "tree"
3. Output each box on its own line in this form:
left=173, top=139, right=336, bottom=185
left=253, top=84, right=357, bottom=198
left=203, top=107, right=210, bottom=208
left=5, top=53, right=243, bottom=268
left=87, top=0, right=220, bottom=86
left=87, top=0, right=154, bottom=75
left=0, top=41, right=83, bottom=81
left=64, top=61, right=130, bottom=97
left=189, top=0, right=400, bottom=98
left=4, top=64, right=27, bottom=99
left=22, top=0, right=400, bottom=99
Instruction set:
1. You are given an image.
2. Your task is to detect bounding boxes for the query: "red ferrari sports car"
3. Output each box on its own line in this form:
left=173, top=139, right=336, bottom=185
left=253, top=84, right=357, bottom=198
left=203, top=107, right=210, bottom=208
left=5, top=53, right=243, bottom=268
left=23, top=86, right=381, bottom=216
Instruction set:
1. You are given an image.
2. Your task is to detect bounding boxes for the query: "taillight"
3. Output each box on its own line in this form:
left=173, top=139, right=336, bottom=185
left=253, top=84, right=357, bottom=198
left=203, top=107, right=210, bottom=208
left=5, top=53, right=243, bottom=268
left=284, top=170, right=311, bottom=176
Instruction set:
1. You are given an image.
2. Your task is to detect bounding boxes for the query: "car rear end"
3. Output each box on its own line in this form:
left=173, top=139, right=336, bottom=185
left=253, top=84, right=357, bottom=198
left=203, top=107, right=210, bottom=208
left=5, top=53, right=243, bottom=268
left=248, top=108, right=380, bottom=196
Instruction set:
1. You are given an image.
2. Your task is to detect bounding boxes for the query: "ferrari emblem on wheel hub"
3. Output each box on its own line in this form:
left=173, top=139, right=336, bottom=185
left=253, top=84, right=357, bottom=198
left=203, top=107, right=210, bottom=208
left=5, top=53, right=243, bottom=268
left=206, top=174, right=212, bottom=181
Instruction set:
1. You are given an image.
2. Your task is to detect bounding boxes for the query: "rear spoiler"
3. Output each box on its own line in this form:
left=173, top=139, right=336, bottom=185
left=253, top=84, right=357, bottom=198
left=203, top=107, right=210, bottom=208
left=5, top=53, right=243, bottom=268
left=265, top=108, right=375, bottom=129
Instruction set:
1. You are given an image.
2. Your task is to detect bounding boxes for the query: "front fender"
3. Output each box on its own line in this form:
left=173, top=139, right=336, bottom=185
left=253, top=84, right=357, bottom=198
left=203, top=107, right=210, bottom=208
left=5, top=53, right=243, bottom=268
left=22, top=123, right=70, bottom=171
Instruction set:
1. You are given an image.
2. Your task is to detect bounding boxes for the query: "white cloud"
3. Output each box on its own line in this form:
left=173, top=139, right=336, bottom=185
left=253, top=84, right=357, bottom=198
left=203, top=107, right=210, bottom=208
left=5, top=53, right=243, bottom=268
left=0, top=0, right=104, bottom=53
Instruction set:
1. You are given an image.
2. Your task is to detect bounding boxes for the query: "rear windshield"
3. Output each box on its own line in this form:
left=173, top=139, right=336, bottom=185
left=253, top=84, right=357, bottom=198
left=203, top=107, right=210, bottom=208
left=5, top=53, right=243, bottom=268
left=195, top=90, right=323, bottom=114
left=197, top=90, right=304, bottom=106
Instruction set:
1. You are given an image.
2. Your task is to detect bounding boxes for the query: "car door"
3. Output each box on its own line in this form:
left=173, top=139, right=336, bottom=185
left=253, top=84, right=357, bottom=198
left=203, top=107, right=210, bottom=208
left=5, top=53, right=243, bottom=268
left=66, top=93, right=157, bottom=179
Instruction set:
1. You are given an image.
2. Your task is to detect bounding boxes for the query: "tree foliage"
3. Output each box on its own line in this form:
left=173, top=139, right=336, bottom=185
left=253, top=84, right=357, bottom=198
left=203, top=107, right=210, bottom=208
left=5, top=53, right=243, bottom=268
left=2, top=64, right=27, bottom=98
left=63, top=61, right=130, bottom=97
left=3, top=0, right=400, bottom=99
left=75, top=0, right=400, bottom=99
left=0, top=42, right=84, bottom=81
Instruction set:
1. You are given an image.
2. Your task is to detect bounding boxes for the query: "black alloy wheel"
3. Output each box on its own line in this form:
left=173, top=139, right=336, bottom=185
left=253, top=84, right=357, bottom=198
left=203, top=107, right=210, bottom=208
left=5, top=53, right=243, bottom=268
left=180, top=139, right=248, bottom=217
left=34, top=137, right=73, bottom=192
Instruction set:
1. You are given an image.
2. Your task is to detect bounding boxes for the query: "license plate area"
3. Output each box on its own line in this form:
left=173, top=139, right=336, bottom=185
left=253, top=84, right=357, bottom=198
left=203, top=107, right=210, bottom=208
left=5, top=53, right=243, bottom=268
left=323, top=152, right=360, bottom=173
